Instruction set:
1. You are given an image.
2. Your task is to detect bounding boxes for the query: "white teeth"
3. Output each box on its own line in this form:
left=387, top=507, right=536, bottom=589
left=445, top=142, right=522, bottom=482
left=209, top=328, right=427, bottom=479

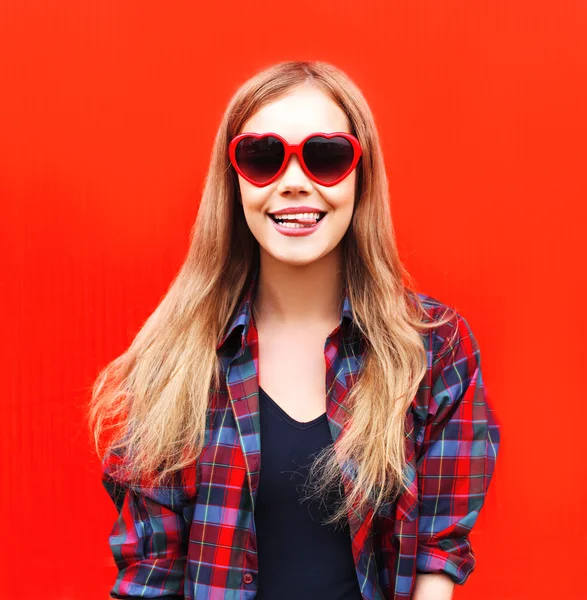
left=269, top=211, right=326, bottom=230
left=271, top=212, right=322, bottom=220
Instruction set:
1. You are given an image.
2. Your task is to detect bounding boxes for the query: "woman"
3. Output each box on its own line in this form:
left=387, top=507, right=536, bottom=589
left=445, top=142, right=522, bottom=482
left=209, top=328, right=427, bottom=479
left=89, top=60, right=500, bottom=600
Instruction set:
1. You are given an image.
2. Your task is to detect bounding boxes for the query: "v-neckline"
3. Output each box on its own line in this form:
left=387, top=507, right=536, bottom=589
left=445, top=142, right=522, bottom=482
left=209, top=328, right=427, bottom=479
left=259, top=386, right=327, bottom=430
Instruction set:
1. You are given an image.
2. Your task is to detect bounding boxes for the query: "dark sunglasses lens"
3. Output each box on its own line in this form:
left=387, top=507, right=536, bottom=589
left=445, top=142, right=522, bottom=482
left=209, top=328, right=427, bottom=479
left=235, top=136, right=285, bottom=184
left=302, top=136, right=355, bottom=183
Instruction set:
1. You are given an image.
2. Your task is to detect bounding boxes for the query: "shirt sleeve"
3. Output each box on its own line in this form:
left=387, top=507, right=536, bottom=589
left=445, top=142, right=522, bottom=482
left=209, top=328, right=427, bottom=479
left=102, top=450, right=195, bottom=599
left=415, top=313, right=500, bottom=585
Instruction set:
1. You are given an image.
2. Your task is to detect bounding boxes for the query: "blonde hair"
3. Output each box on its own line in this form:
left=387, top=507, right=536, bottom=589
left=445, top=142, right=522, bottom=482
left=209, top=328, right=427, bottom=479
left=87, top=60, right=456, bottom=526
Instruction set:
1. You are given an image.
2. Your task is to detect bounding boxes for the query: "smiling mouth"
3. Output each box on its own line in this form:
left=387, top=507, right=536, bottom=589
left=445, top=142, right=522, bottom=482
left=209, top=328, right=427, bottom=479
left=268, top=212, right=327, bottom=224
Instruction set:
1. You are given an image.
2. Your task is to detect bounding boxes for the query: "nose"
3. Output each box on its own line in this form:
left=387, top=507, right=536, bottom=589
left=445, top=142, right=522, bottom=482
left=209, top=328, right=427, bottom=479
left=276, top=154, right=312, bottom=195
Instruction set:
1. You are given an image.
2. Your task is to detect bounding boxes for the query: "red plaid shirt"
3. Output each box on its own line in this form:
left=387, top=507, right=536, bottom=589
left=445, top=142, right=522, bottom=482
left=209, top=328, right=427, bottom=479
left=102, top=267, right=500, bottom=599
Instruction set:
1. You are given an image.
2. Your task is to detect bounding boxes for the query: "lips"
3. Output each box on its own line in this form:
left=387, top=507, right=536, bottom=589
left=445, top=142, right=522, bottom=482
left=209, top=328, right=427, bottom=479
left=268, top=206, right=327, bottom=216
left=268, top=212, right=327, bottom=237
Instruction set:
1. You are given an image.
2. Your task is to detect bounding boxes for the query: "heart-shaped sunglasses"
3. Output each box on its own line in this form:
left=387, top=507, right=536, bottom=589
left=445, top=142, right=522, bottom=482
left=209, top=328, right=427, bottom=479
left=228, top=132, right=362, bottom=187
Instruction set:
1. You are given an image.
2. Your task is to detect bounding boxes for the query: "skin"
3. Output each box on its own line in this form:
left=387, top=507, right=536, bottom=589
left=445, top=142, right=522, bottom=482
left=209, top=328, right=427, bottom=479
left=412, top=573, right=455, bottom=599
left=236, top=83, right=454, bottom=600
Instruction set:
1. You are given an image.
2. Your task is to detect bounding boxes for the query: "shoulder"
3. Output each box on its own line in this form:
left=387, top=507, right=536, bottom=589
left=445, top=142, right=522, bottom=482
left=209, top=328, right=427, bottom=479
left=414, top=291, right=480, bottom=363
left=411, top=292, right=482, bottom=420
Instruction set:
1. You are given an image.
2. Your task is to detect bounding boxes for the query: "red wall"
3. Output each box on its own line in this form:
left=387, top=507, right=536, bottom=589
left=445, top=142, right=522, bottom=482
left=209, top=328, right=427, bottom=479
left=1, top=2, right=585, bottom=598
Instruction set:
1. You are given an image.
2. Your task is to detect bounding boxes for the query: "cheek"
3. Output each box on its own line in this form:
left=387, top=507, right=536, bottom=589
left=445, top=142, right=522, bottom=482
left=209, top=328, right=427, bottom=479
left=239, top=182, right=269, bottom=214
left=325, top=178, right=356, bottom=212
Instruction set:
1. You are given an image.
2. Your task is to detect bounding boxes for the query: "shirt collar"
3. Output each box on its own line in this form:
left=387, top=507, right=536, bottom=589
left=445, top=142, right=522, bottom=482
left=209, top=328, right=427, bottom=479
left=215, top=265, right=356, bottom=355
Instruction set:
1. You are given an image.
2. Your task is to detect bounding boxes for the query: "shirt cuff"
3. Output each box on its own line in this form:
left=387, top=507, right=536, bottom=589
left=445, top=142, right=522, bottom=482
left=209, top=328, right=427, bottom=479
left=416, top=539, right=475, bottom=585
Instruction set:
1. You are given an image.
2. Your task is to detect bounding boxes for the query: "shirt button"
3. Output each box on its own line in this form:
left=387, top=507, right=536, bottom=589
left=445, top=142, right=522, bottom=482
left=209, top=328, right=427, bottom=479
left=243, top=573, right=253, bottom=584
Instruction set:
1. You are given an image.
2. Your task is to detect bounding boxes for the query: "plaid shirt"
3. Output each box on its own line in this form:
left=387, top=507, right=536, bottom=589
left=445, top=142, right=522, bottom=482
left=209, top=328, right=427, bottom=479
left=102, top=267, right=500, bottom=599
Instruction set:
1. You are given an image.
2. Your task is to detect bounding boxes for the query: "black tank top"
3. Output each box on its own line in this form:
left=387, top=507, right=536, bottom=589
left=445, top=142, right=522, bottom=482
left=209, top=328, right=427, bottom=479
left=254, top=386, right=363, bottom=599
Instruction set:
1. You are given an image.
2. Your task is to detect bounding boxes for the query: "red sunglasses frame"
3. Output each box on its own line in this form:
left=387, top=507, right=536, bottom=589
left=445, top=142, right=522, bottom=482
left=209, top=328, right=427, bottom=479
left=228, top=131, right=362, bottom=187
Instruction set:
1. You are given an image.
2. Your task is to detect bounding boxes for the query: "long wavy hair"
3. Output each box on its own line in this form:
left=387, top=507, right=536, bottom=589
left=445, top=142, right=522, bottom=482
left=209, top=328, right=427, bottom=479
left=88, top=59, right=456, bottom=527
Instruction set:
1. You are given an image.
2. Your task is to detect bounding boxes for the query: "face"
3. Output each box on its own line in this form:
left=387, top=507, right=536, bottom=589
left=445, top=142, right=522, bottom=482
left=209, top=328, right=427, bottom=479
left=235, top=84, right=358, bottom=267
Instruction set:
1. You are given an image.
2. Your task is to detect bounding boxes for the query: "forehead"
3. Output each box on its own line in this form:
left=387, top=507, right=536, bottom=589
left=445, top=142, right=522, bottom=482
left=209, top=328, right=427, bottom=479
left=240, top=84, right=350, bottom=143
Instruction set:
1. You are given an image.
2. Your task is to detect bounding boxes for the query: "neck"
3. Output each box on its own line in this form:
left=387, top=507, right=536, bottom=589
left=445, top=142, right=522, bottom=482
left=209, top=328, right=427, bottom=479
left=253, top=247, right=344, bottom=330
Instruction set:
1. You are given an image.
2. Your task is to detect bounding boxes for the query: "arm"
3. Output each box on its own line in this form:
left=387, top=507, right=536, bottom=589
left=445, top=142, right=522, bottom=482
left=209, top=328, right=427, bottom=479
left=415, top=314, right=500, bottom=588
left=102, top=450, right=195, bottom=599
left=412, top=573, right=455, bottom=600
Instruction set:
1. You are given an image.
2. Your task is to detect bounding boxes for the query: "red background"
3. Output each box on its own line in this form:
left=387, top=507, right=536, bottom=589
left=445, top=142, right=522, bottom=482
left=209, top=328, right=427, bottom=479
left=1, top=1, right=585, bottom=598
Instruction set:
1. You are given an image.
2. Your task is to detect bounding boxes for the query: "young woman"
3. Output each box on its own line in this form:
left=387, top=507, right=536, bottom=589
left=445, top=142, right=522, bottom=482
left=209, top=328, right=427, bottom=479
left=89, top=60, right=500, bottom=600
